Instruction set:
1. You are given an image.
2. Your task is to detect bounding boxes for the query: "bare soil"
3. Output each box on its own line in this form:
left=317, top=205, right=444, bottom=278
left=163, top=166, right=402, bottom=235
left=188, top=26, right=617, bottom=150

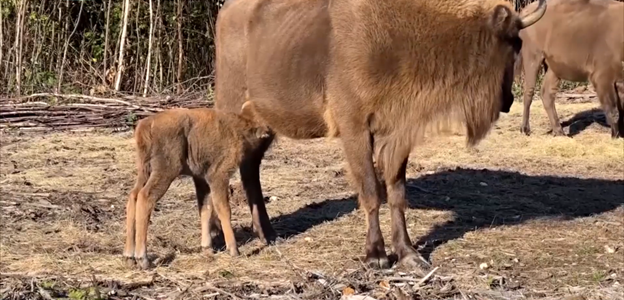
left=1, top=96, right=623, bottom=300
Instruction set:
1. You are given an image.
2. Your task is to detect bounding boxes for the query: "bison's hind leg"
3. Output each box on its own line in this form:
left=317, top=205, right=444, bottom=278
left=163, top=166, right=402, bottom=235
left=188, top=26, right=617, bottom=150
left=377, top=140, right=431, bottom=275
left=592, top=73, right=623, bottom=139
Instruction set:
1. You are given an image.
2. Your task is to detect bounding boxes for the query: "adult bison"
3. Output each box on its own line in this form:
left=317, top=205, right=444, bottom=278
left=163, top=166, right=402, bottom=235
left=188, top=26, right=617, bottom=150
left=213, top=0, right=547, bottom=270
left=517, top=0, right=624, bottom=138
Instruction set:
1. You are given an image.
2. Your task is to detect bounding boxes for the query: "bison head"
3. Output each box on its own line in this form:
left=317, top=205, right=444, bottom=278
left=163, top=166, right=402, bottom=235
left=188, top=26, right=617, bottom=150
left=489, top=0, right=546, bottom=113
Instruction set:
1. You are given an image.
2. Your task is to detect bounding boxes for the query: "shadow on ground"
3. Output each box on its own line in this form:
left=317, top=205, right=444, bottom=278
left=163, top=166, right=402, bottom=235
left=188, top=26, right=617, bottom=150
left=561, top=108, right=610, bottom=137
left=226, top=167, right=624, bottom=261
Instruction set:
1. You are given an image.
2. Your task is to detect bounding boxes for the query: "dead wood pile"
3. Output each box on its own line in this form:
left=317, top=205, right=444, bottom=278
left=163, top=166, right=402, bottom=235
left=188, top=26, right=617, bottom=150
left=0, top=92, right=212, bottom=132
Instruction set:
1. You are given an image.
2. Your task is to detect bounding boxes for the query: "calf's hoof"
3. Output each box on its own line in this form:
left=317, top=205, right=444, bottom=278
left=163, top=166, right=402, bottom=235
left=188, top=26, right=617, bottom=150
left=229, top=248, right=241, bottom=257
left=123, top=256, right=136, bottom=268
left=202, top=246, right=215, bottom=256
left=138, top=257, right=152, bottom=270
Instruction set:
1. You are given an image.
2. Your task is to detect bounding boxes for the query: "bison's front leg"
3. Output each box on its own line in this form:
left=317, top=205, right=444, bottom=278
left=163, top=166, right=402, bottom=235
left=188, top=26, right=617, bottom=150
left=379, top=147, right=431, bottom=274
left=340, top=130, right=389, bottom=269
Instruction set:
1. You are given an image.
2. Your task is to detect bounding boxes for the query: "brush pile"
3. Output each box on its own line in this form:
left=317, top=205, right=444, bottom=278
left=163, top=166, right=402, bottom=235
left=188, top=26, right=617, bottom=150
left=0, top=93, right=211, bottom=132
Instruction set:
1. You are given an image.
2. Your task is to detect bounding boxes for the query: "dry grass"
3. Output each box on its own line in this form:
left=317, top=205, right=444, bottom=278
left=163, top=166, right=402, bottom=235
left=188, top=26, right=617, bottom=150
left=1, top=97, right=623, bottom=299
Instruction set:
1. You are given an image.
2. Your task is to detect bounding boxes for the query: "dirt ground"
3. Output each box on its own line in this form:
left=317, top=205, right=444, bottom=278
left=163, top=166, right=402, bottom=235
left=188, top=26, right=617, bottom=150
left=1, top=95, right=623, bottom=300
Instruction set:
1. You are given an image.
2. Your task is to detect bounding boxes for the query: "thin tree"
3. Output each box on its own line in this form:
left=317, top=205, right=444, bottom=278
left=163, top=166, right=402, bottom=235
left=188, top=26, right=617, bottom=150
left=103, top=0, right=112, bottom=86
left=115, top=0, right=131, bottom=91
left=176, top=0, right=185, bottom=94
left=0, top=0, right=4, bottom=79
left=57, top=0, right=84, bottom=93
left=14, top=0, right=27, bottom=97
left=143, top=0, right=154, bottom=97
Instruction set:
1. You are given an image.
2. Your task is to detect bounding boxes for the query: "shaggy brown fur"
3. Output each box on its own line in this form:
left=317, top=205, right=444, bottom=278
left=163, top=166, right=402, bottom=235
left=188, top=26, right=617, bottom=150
left=214, top=0, right=546, bottom=271
left=123, top=107, right=271, bottom=270
left=516, top=0, right=624, bottom=138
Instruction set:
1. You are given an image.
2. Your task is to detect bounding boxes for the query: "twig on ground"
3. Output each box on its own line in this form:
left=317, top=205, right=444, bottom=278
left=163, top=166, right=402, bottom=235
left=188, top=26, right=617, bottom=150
left=37, top=285, right=54, bottom=300
left=130, top=292, right=157, bottom=300
left=202, top=283, right=244, bottom=300
left=416, top=266, right=439, bottom=286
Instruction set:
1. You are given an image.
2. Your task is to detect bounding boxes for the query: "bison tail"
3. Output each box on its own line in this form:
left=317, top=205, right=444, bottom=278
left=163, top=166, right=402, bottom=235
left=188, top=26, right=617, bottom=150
left=133, top=117, right=154, bottom=182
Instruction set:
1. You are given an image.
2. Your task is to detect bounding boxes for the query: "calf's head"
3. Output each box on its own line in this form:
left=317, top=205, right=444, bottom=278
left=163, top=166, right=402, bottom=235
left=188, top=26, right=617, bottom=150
left=489, top=0, right=546, bottom=113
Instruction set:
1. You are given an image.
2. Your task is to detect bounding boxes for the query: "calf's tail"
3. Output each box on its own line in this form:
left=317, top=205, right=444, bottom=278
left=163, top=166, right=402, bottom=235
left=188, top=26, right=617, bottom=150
left=133, top=117, right=154, bottom=184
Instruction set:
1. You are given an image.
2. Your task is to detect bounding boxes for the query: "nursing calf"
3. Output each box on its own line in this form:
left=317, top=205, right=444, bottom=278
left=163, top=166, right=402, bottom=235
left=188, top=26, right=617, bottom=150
left=123, top=104, right=271, bottom=269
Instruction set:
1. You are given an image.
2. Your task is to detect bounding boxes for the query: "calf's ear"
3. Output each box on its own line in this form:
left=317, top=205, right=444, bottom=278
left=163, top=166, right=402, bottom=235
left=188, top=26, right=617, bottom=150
left=489, top=5, right=518, bottom=38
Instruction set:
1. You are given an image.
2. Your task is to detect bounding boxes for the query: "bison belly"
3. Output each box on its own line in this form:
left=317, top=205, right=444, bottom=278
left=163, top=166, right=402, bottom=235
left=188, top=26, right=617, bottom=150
left=216, top=0, right=332, bottom=140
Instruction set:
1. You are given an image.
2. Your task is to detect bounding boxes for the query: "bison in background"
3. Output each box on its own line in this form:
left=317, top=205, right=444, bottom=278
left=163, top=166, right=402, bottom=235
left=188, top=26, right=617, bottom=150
left=214, top=0, right=547, bottom=271
left=516, top=0, right=624, bottom=138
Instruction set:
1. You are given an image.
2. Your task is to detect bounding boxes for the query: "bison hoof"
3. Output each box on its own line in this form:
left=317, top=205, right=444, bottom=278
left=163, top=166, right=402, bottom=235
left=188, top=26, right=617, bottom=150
left=397, top=253, right=432, bottom=276
left=258, top=228, right=278, bottom=246
left=138, top=257, right=152, bottom=270
left=520, top=126, right=531, bottom=136
left=551, top=128, right=565, bottom=137
left=365, top=252, right=391, bottom=269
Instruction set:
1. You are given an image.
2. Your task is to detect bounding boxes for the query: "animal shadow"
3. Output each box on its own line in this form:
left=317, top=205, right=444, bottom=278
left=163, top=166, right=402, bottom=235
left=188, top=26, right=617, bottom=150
left=406, top=167, right=624, bottom=260
left=218, top=167, right=622, bottom=262
left=237, top=167, right=623, bottom=262
left=560, top=108, right=609, bottom=137
left=211, top=197, right=358, bottom=253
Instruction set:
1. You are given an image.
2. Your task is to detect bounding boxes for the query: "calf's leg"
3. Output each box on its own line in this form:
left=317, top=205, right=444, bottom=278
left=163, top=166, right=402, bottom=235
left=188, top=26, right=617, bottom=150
left=134, top=171, right=176, bottom=270
left=193, top=177, right=218, bottom=254
left=208, top=175, right=240, bottom=256
left=123, top=164, right=149, bottom=266
left=239, top=136, right=276, bottom=245
left=541, top=69, right=565, bottom=136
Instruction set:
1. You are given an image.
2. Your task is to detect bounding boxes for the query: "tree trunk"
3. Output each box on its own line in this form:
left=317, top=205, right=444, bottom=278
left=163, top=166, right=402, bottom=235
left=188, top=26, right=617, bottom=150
left=143, top=0, right=154, bottom=97
left=114, top=0, right=132, bottom=92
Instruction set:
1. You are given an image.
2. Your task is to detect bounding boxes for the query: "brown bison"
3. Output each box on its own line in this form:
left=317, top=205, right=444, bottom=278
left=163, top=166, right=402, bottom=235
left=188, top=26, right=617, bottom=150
left=517, top=0, right=624, bottom=138
left=123, top=106, right=271, bottom=269
left=214, top=0, right=547, bottom=270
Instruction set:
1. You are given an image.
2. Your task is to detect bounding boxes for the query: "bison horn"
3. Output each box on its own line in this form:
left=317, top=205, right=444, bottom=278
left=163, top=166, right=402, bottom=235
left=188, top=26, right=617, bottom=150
left=519, top=0, right=547, bottom=29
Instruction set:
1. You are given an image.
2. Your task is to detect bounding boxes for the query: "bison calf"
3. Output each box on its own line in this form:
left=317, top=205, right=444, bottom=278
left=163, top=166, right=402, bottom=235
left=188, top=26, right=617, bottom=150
left=123, top=103, right=271, bottom=269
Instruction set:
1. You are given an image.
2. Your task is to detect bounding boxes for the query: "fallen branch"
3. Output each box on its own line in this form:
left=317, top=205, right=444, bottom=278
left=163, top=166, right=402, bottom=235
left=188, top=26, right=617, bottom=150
left=1, top=92, right=211, bottom=131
